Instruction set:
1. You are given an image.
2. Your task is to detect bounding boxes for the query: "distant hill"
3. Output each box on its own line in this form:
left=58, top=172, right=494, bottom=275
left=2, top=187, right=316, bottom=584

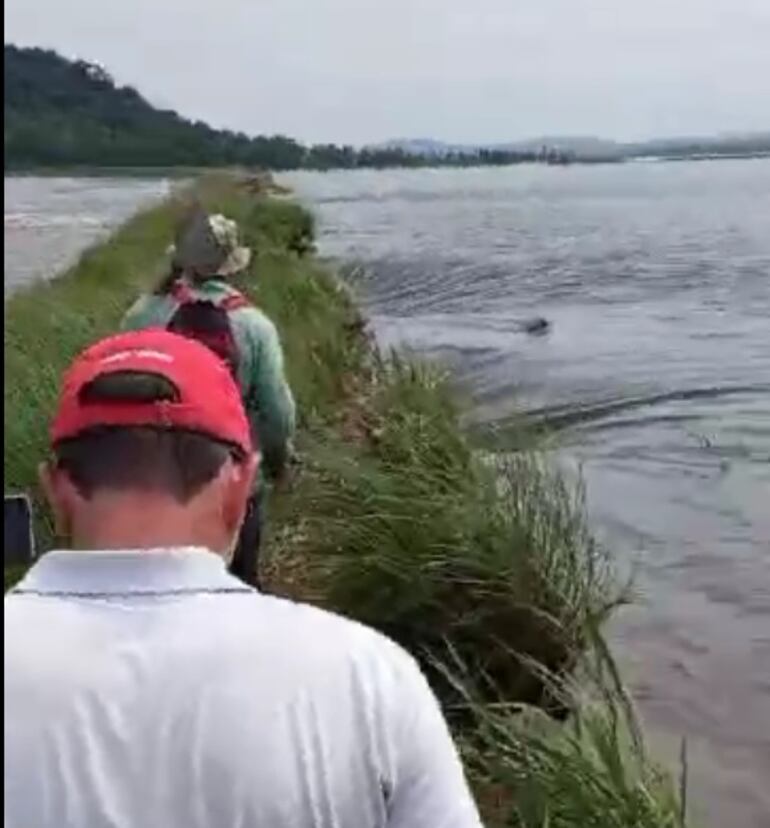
left=378, top=136, right=622, bottom=162
left=6, top=44, right=768, bottom=171
left=0, top=45, right=560, bottom=171
left=4, top=45, right=307, bottom=169
left=1, top=46, right=547, bottom=172
left=501, top=136, right=624, bottom=160
left=376, top=138, right=473, bottom=157
left=380, top=132, right=770, bottom=162
left=623, top=133, right=770, bottom=159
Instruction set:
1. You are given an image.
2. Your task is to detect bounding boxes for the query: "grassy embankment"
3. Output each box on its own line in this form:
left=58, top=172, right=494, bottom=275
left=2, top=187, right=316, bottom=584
left=4, top=176, right=687, bottom=827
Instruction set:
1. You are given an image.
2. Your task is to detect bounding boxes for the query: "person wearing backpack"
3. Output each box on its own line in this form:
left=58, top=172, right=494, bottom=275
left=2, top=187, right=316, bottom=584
left=122, top=209, right=295, bottom=588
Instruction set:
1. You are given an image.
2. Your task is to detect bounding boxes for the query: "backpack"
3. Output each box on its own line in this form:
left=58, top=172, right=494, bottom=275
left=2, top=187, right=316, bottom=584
left=166, top=281, right=250, bottom=382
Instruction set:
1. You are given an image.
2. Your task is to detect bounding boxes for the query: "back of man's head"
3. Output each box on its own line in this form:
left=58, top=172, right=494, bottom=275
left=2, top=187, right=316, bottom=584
left=42, top=330, right=258, bottom=558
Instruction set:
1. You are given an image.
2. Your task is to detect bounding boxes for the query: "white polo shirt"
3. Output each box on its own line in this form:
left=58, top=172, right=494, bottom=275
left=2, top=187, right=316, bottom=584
left=4, top=549, right=482, bottom=828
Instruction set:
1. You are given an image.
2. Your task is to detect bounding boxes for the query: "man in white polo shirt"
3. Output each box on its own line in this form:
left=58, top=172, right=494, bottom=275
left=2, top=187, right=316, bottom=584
left=4, top=329, right=482, bottom=828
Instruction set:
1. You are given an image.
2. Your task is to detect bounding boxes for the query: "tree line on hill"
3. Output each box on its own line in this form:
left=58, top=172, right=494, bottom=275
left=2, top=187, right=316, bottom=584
left=4, top=45, right=566, bottom=171
left=7, top=45, right=767, bottom=171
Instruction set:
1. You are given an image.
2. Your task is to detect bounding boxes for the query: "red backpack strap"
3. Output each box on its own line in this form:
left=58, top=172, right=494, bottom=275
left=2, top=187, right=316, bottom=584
left=220, top=291, right=251, bottom=312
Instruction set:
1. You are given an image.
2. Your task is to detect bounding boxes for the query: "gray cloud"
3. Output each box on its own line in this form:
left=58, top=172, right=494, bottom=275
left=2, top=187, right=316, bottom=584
left=6, top=0, right=770, bottom=144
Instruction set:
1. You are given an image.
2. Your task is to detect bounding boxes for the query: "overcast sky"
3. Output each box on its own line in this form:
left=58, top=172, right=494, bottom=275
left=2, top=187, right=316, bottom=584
left=5, top=0, right=770, bottom=145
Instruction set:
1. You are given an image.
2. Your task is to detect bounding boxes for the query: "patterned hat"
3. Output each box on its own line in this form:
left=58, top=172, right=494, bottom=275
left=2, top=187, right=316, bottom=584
left=171, top=209, right=252, bottom=278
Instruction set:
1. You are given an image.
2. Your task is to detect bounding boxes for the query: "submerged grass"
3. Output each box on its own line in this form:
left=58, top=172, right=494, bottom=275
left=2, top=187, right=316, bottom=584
left=4, top=174, right=685, bottom=826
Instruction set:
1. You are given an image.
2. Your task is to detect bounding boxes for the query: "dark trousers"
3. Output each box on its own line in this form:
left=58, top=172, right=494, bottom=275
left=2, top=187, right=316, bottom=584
left=229, top=492, right=263, bottom=589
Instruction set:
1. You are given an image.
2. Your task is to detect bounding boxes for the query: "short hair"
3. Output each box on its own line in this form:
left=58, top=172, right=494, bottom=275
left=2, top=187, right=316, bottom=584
left=54, top=427, right=236, bottom=503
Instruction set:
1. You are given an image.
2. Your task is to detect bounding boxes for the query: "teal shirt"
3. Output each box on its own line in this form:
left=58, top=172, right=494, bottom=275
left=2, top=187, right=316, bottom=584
left=122, top=279, right=295, bottom=476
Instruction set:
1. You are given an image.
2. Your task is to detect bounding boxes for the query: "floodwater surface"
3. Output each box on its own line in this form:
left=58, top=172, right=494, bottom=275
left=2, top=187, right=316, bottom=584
left=4, top=176, right=171, bottom=295
left=286, top=160, right=770, bottom=828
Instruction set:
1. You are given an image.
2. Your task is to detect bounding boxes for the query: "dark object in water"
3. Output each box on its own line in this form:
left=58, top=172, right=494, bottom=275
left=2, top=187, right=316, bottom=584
left=522, top=316, right=551, bottom=335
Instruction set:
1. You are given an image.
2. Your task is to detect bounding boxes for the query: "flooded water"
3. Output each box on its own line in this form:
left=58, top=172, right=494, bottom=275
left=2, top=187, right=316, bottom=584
left=285, top=161, right=770, bottom=828
left=4, top=166, right=769, bottom=826
left=4, top=177, right=171, bottom=296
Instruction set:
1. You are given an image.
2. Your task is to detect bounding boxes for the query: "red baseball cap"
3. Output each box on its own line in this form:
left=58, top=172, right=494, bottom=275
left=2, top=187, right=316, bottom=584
left=51, top=329, right=253, bottom=456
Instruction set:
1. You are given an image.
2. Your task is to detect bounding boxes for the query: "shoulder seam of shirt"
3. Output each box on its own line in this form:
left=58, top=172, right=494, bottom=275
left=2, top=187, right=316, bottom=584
left=11, top=586, right=254, bottom=598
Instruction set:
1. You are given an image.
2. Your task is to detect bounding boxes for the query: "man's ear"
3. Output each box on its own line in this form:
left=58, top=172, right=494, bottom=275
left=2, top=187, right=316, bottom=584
left=221, top=452, right=260, bottom=535
left=38, top=461, right=75, bottom=540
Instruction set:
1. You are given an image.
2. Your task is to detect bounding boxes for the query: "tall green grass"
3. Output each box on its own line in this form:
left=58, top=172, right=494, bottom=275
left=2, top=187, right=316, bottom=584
left=271, top=358, right=621, bottom=715
left=4, top=175, right=686, bottom=826
left=466, top=698, right=685, bottom=827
